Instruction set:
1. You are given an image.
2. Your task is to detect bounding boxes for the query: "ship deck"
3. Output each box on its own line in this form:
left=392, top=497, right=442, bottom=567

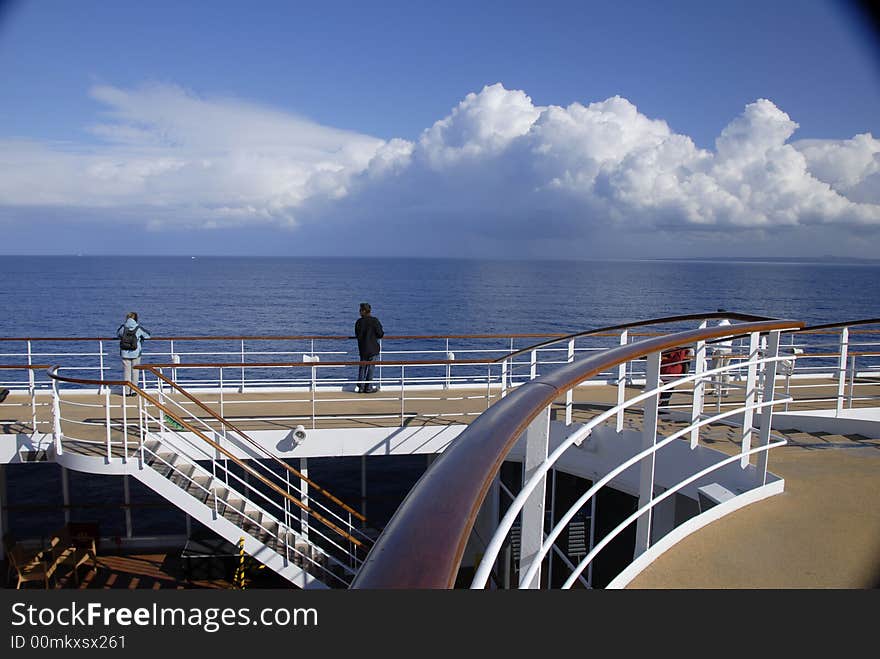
left=2, top=377, right=880, bottom=589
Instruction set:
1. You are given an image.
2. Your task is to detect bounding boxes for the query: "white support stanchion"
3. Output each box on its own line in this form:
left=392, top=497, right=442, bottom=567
left=836, top=327, right=849, bottom=415
left=740, top=331, right=761, bottom=469
left=566, top=339, right=575, bottom=426
left=691, top=338, right=707, bottom=448
left=311, top=365, right=317, bottom=429
left=121, top=392, right=129, bottom=463
left=519, top=405, right=550, bottom=589
left=98, top=339, right=106, bottom=391
left=240, top=339, right=246, bottom=393
left=755, top=330, right=781, bottom=485
left=634, top=350, right=660, bottom=558
left=301, top=457, right=310, bottom=542
left=616, top=330, right=628, bottom=432
left=104, top=388, right=112, bottom=462
left=51, top=380, right=63, bottom=456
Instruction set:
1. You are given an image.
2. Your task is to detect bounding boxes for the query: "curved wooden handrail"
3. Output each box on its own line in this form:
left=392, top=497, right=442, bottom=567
left=350, top=318, right=803, bottom=588
left=796, top=318, right=880, bottom=332
left=143, top=366, right=366, bottom=523
left=47, top=367, right=364, bottom=547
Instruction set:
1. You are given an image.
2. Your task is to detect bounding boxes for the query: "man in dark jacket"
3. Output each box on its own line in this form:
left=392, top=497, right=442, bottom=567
left=354, top=302, right=384, bottom=393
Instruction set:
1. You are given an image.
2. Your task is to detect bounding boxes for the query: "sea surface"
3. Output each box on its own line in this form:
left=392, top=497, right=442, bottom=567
left=1, top=255, right=878, bottom=336
left=2, top=256, right=878, bottom=545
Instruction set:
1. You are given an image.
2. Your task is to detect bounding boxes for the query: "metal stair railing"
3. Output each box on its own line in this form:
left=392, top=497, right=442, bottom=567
left=141, top=365, right=373, bottom=550
left=133, top=423, right=354, bottom=588
left=46, top=367, right=365, bottom=586
left=134, top=402, right=359, bottom=585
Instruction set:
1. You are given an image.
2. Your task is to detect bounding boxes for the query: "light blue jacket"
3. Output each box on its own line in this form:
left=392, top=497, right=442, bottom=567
left=117, top=317, right=152, bottom=359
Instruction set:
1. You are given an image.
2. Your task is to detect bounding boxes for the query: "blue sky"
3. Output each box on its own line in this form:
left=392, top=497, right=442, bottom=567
left=0, top=0, right=878, bottom=258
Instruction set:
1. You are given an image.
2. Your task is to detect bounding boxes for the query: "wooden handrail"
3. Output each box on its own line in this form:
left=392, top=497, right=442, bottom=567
left=0, top=364, right=52, bottom=370
left=47, top=368, right=364, bottom=548
left=350, top=318, right=803, bottom=588
left=139, top=358, right=492, bottom=368
left=144, top=366, right=366, bottom=523
left=796, top=319, right=880, bottom=332
left=0, top=333, right=566, bottom=342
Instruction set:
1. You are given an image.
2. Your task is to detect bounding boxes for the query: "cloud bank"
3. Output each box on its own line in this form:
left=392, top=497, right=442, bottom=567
left=1, top=82, right=878, bottom=255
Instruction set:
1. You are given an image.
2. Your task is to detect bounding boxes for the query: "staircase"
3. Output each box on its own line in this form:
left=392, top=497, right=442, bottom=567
left=132, top=434, right=358, bottom=588
left=49, top=376, right=374, bottom=590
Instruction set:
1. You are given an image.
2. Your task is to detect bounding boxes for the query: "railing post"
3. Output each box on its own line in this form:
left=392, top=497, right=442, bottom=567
left=486, top=363, right=492, bottom=409
left=847, top=354, right=856, bottom=409
left=501, top=359, right=508, bottom=398
left=690, top=338, right=707, bottom=448
left=98, top=339, right=106, bottom=389
left=445, top=339, right=451, bottom=390
left=138, top=395, right=145, bottom=468
left=530, top=350, right=537, bottom=380
left=836, top=327, right=849, bottom=415
left=311, top=364, right=317, bottom=429
left=566, top=339, right=575, bottom=426
left=51, top=379, right=63, bottom=456
left=26, top=341, right=37, bottom=435
left=445, top=352, right=454, bottom=390
left=616, top=331, right=628, bottom=432
left=170, top=339, right=177, bottom=383
left=284, top=470, right=292, bottom=539
left=240, top=339, right=246, bottom=393
left=121, top=392, right=129, bottom=463
left=300, top=457, right=309, bottom=542
left=519, top=405, right=550, bottom=589
left=104, top=386, right=112, bottom=462
left=219, top=367, right=226, bottom=435
left=28, top=365, right=37, bottom=437
left=400, top=365, right=406, bottom=425
left=755, top=330, right=781, bottom=485
left=635, top=350, right=661, bottom=557
left=739, top=331, right=761, bottom=468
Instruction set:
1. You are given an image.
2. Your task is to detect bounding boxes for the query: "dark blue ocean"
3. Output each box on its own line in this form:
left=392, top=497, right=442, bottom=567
left=2, top=256, right=878, bottom=549
left=2, top=255, right=878, bottom=337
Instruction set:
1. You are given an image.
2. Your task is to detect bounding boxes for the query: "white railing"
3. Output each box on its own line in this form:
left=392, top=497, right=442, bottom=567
left=471, top=329, right=794, bottom=589
left=47, top=369, right=368, bottom=586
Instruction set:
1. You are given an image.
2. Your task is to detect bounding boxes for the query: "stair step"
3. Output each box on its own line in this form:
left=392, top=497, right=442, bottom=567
left=169, top=463, right=196, bottom=487
left=188, top=477, right=213, bottom=502
left=220, top=499, right=246, bottom=522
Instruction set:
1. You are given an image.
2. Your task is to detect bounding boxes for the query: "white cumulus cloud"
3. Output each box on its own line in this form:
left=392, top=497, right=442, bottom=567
left=0, top=81, right=878, bottom=256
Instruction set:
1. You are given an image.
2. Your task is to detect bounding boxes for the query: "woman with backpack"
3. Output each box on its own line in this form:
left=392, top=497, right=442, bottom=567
left=117, top=311, right=151, bottom=396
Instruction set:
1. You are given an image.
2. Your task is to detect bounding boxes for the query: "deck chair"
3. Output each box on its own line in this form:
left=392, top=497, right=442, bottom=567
left=8, top=544, right=55, bottom=589
left=48, top=524, right=98, bottom=585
